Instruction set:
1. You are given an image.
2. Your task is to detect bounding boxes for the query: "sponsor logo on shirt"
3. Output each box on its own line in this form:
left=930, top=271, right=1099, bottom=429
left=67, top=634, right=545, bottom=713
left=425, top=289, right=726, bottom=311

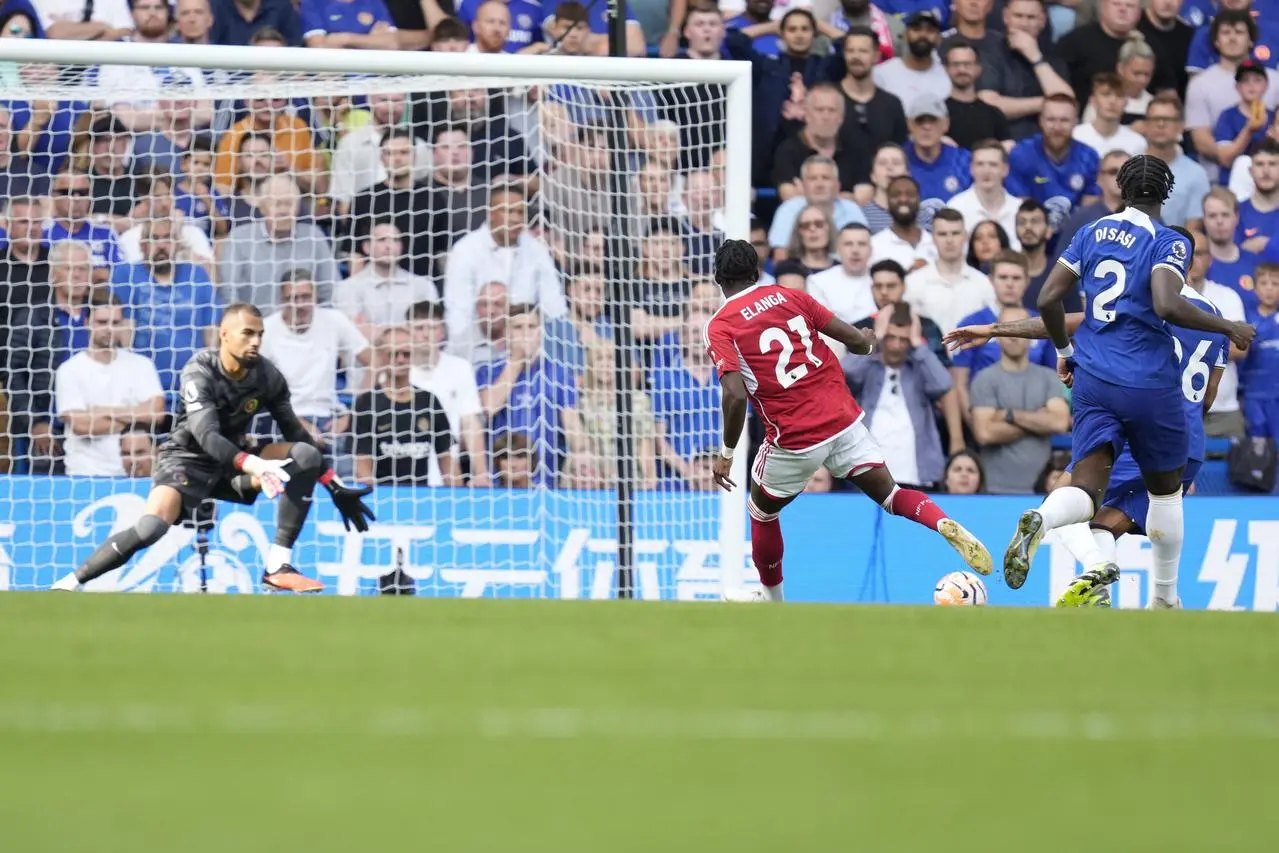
left=1034, top=176, right=1049, bottom=184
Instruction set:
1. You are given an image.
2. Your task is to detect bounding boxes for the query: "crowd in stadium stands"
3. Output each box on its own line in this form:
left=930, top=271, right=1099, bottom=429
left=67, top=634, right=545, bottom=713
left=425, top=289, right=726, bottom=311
left=0, top=0, right=1278, bottom=494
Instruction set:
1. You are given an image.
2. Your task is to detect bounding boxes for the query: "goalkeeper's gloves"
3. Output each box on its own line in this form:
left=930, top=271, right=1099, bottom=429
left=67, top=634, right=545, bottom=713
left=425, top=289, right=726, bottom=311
left=235, top=453, right=291, bottom=499
left=320, top=470, right=376, bottom=533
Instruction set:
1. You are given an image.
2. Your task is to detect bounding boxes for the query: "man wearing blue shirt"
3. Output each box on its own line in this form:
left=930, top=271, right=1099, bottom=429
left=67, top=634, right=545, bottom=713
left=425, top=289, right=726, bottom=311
left=110, top=219, right=221, bottom=401
left=43, top=169, right=122, bottom=281
left=1204, top=185, right=1264, bottom=314
left=211, top=0, right=302, bottom=45
left=903, top=93, right=972, bottom=211
left=541, top=0, right=644, bottom=55
left=457, top=0, right=544, bottom=51
left=476, top=304, right=582, bottom=488
left=726, top=0, right=782, bottom=57
left=301, top=0, right=398, bottom=48
left=1007, top=93, right=1101, bottom=231
left=1237, top=138, right=1279, bottom=254
left=1213, top=61, right=1275, bottom=177
left=1185, top=0, right=1279, bottom=71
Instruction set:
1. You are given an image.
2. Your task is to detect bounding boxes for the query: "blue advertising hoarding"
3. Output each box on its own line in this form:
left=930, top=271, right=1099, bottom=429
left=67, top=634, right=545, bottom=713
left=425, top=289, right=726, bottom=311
left=0, top=477, right=1276, bottom=610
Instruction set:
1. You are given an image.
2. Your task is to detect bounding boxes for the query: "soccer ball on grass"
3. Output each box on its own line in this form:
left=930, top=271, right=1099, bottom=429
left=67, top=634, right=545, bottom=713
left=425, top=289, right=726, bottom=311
left=933, top=571, right=988, bottom=606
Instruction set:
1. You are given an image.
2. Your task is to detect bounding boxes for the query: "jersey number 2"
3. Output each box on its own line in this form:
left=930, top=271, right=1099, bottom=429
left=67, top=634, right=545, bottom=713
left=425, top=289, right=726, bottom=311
left=1091, top=260, right=1127, bottom=323
left=759, top=316, right=822, bottom=389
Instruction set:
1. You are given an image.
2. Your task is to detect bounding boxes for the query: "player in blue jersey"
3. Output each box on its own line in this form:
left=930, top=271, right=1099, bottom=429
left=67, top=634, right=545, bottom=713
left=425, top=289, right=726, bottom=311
left=1002, top=155, right=1254, bottom=609
left=945, top=228, right=1230, bottom=606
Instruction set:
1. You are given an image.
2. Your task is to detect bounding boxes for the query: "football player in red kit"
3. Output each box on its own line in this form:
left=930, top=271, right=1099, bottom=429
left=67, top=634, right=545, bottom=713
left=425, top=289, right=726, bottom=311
left=705, top=239, right=992, bottom=601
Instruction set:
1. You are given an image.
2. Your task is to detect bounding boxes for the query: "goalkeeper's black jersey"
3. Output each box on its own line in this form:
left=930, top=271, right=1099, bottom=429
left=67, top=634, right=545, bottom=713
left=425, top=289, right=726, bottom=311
left=164, top=349, right=302, bottom=467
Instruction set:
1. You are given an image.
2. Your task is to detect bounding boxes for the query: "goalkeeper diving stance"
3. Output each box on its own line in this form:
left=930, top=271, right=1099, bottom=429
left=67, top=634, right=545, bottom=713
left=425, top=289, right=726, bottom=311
left=52, top=303, right=375, bottom=592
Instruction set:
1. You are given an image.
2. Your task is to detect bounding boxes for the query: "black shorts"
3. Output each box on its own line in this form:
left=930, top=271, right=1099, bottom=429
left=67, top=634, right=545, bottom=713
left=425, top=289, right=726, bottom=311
left=152, top=449, right=258, bottom=513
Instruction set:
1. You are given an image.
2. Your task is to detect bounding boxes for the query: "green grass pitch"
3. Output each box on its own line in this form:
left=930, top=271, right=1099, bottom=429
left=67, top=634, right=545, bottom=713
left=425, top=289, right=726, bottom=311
left=2, top=595, right=1278, bottom=852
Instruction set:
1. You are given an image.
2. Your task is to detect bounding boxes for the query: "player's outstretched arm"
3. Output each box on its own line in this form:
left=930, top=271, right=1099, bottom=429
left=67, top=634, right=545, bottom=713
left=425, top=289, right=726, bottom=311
left=1035, top=264, right=1082, bottom=351
left=944, top=313, right=1086, bottom=351
left=711, top=372, right=749, bottom=492
left=819, top=316, right=875, bottom=356
left=1151, top=270, right=1257, bottom=350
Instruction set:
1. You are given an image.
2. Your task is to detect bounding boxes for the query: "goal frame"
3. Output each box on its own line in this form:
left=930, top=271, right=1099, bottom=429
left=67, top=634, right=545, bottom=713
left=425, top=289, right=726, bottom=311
left=0, top=38, right=753, bottom=600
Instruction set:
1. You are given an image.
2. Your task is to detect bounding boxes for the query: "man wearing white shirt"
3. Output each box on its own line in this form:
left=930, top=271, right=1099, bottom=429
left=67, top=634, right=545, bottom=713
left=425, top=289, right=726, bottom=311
left=444, top=181, right=568, bottom=352
left=34, top=0, right=132, bottom=40
left=329, top=91, right=431, bottom=207
left=1071, top=72, right=1147, bottom=157
left=55, top=295, right=167, bottom=477
left=117, top=171, right=215, bottom=271
left=767, top=155, right=867, bottom=259
left=904, top=207, right=995, bottom=332
left=945, top=140, right=1023, bottom=248
left=407, top=300, right=491, bottom=487
left=872, top=11, right=951, bottom=106
left=1186, top=228, right=1250, bottom=439
left=807, top=223, right=876, bottom=324
left=336, top=219, right=438, bottom=338
left=261, top=272, right=372, bottom=472
left=869, top=174, right=938, bottom=271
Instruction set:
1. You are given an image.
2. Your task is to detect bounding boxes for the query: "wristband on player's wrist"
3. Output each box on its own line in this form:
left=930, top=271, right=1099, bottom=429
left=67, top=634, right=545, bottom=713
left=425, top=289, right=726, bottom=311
left=720, top=444, right=735, bottom=459
left=1055, top=344, right=1075, bottom=359
left=234, top=451, right=249, bottom=471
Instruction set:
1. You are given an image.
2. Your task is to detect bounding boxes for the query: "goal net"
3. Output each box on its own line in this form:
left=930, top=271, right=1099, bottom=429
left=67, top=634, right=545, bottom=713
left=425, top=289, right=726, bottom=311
left=0, top=41, right=751, bottom=598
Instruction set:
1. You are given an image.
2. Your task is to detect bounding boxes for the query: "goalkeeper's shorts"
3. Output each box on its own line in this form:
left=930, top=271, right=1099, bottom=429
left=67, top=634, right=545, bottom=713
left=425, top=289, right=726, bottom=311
left=152, top=449, right=258, bottom=511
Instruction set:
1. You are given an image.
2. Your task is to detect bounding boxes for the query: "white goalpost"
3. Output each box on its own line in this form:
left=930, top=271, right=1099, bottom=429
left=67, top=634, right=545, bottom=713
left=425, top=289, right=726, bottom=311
left=0, top=38, right=751, bottom=599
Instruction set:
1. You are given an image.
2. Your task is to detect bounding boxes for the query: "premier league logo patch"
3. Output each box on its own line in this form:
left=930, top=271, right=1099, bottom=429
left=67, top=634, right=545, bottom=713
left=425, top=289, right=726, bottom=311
left=1069, top=174, right=1084, bottom=192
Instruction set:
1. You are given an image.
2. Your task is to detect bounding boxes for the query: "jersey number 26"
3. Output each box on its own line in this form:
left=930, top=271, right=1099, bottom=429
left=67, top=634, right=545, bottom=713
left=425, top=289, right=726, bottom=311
left=759, top=316, right=823, bottom=389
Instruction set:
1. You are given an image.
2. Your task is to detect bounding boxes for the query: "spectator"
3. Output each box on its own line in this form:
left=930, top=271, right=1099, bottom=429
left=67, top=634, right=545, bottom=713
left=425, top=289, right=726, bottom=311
left=1057, top=0, right=1154, bottom=106
left=648, top=301, right=721, bottom=490
left=967, top=219, right=1012, bottom=271
left=7, top=240, right=93, bottom=442
left=1241, top=261, right=1279, bottom=438
left=541, top=124, right=611, bottom=256
left=859, top=142, right=909, bottom=233
left=426, top=15, right=469, bottom=51
left=220, top=175, right=338, bottom=312
left=119, top=430, right=155, bottom=478
left=904, top=94, right=972, bottom=209
left=209, top=0, right=301, bottom=45
left=869, top=175, right=938, bottom=270
left=1213, top=61, right=1275, bottom=173
left=131, top=98, right=213, bottom=178
left=1185, top=225, right=1249, bottom=439
left=301, top=0, right=398, bottom=49
left=828, top=0, right=896, bottom=61
left=174, top=0, right=213, bottom=44
left=949, top=249, right=1056, bottom=423
left=943, top=447, right=985, bottom=493
left=976, top=0, right=1073, bottom=141
left=44, top=167, right=122, bottom=276
left=348, top=128, right=434, bottom=279
left=0, top=105, right=35, bottom=201
left=407, top=300, right=490, bottom=487
left=942, top=39, right=1010, bottom=150
left=1014, top=199, right=1081, bottom=312
left=0, top=194, right=49, bottom=325
left=946, top=140, right=1023, bottom=246
left=1007, top=94, right=1100, bottom=231
left=1034, top=448, right=1072, bottom=494
left=541, top=0, right=647, bottom=57
left=543, top=272, right=613, bottom=377
left=679, top=170, right=725, bottom=277
left=337, top=219, right=437, bottom=336
left=450, top=281, right=509, bottom=365
left=725, top=0, right=782, bottom=57
left=54, top=294, right=165, bottom=477
left=118, top=170, right=216, bottom=272
left=1186, top=10, right=1279, bottom=172
left=331, top=92, right=429, bottom=209
left=261, top=271, right=370, bottom=470
left=33, top=0, right=129, bottom=39
left=354, top=326, right=455, bottom=486
left=111, top=217, right=221, bottom=398
left=836, top=26, right=909, bottom=152
left=213, top=77, right=320, bottom=195
left=1056, top=148, right=1128, bottom=248
left=1137, top=0, right=1192, bottom=100
left=470, top=0, right=513, bottom=54
left=492, top=430, right=534, bottom=488
left=1185, top=0, right=1279, bottom=77
left=773, top=83, right=871, bottom=200
left=843, top=301, right=953, bottom=488
left=1142, top=93, right=1211, bottom=228
left=563, top=340, right=658, bottom=490
left=444, top=182, right=566, bottom=355
left=774, top=206, right=837, bottom=288
left=969, top=306, right=1071, bottom=493
left=1237, top=138, right=1279, bottom=255
left=1203, top=186, right=1263, bottom=316
left=1098, top=33, right=1156, bottom=128
left=423, top=125, right=486, bottom=277
left=1072, top=71, right=1148, bottom=157
left=173, top=133, right=222, bottom=238
left=873, top=11, right=950, bottom=106
left=767, top=155, right=866, bottom=257
left=853, top=259, right=952, bottom=367
left=904, top=207, right=995, bottom=333
left=218, top=131, right=280, bottom=231
left=476, top=303, right=582, bottom=488
left=807, top=223, right=876, bottom=324
left=82, top=117, right=139, bottom=225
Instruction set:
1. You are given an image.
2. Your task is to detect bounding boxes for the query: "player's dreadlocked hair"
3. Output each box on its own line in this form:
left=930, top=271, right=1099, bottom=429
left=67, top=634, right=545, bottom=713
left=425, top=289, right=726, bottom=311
left=713, top=239, right=761, bottom=290
left=1116, top=154, right=1176, bottom=206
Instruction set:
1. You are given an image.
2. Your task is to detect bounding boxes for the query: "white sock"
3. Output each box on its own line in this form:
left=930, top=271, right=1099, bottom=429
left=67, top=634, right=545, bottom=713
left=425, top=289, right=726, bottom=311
left=1036, top=486, right=1095, bottom=531
left=266, top=544, right=292, bottom=574
left=51, top=573, right=81, bottom=591
left=1090, top=528, right=1118, bottom=565
left=763, top=582, right=784, bottom=602
left=1146, top=490, right=1184, bottom=602
left=1057, top=523, right=1101, bottom=567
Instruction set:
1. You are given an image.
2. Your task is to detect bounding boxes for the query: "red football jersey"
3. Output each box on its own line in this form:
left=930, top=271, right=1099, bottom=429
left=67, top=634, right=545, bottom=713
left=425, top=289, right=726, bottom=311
left=704, top=284, right=863, bottom=450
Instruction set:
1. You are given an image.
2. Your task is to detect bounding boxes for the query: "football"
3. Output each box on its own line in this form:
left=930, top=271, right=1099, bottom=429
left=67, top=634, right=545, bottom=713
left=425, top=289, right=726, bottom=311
left=933, top=571, right=989, bottom=606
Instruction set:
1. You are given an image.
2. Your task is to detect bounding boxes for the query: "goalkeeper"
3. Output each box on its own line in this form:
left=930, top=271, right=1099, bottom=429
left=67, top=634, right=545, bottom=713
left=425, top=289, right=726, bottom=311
left=52, top=303, right=375, bottom=593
